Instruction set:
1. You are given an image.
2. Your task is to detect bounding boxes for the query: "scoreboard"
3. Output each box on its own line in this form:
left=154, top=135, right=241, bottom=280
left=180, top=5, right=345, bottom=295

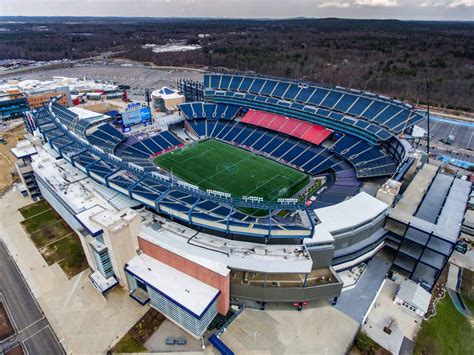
left=122, top=103, right=152, bottom=127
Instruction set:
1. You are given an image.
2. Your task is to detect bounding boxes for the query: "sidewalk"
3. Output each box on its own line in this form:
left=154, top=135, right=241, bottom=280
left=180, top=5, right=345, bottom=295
left=0, top=189, right=147, bottom=354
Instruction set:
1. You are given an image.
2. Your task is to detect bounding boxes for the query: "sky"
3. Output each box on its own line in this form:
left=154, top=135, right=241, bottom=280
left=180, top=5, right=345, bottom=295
left=0, top=0, right=473, bottom=21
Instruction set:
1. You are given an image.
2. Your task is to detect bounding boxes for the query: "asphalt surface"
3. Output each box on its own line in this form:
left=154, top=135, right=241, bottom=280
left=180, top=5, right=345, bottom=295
left=0, top=63, right=204, bottom=102
left=335, top=254, right=391, bottom=324
left=0, top=241, right=64, bottom=355
left=416, top=115, right=474, bottom=163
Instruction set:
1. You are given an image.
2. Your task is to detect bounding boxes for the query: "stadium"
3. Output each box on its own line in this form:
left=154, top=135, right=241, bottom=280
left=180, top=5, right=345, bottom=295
left=19, top=72, right=470, bottom=340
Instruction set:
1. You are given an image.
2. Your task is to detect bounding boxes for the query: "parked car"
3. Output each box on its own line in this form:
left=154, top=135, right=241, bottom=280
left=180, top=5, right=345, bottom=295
left=165, top=337, right=176, bottom=345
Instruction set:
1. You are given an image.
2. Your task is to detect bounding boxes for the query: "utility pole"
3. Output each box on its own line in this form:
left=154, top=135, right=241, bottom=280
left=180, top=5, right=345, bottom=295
left=426, top=77, right=431, bottom=163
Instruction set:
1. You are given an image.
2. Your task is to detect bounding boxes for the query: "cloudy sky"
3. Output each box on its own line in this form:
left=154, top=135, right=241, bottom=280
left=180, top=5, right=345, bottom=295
left=0, top=0, right=473, bottom=20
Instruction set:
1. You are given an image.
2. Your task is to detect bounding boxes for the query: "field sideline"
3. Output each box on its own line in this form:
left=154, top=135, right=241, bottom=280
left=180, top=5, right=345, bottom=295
left=154, top=139, right=309, bottom=201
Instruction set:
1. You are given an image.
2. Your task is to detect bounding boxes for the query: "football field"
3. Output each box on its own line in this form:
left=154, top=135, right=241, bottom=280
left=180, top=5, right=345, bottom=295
left=154, top=139, right=309, bottom=201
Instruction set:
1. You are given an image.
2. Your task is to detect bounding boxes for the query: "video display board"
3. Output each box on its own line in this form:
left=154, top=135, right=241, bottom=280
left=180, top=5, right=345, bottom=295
left=122, top=103, right=152, bottom=127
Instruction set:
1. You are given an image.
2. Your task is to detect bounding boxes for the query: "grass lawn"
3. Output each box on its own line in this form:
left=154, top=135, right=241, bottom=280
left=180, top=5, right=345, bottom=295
left=29, top=220, right=72, bottom=249
left=154, top=139, right=309, bottom=202
left=19, top=199, right=50, bottom=219
left=20, top=210, right=59, bottom=235
left=19, top=200, right=87, bottom=278
left=414, top=295, right=474, bottom=355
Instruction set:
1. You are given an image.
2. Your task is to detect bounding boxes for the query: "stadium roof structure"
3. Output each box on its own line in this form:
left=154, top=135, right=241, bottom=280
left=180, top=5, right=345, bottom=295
left=140, top=220, right=313, bottom=274
left=389, top=164, right=471, bottom=243
left=314, top=192, right=388, bottom=234
left=33, top=99, right=316, bottom=241
left=151, top=86, right=183, bottom=100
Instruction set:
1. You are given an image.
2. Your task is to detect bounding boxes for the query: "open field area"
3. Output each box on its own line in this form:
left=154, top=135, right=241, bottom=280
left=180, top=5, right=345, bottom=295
left=19, top=200, right=87, bottom=277
left=154, top=139, right=309, bottom=201
left=414, top=295, right=474, bottom=355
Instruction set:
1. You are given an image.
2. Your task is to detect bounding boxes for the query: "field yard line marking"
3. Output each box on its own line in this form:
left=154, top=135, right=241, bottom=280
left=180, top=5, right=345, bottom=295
left=63, top=270, right=84, bottom=311
left=195, top=154, right=251, bottom=187
left=195, top=152, right=257, bottom=191
left=22, top=208, right=52, bottom=221
left=168, top=148, right=219, bottom=187
left=245, top=175, right=282, bottom=197
left=38, top=232, right=75, bottom=251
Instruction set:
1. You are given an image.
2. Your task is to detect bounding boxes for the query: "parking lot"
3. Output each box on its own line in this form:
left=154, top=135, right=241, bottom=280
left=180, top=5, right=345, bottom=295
left=0, top=62, right=203, bottom=102
left=416, top=115, right=474, bottom=164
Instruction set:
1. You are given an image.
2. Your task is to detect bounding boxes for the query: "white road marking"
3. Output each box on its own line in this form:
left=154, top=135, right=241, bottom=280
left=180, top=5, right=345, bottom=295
left=18, top=316, right=45, bottom=334
left=22, top=325, right=50, bottom=342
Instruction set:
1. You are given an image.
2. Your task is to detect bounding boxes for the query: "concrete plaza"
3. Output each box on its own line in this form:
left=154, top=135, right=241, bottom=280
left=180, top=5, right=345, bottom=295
left=219, top=301, right=359, bottom=354
left=362, top=278, right=422, bottom=354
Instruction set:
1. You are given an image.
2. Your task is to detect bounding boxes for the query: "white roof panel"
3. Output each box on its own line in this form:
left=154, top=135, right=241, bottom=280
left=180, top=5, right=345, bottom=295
left=315, top=192, right=388, bottom=234
left=126, top=254, right=219, bottom=317
left=397, top=280, right=431, bottom=314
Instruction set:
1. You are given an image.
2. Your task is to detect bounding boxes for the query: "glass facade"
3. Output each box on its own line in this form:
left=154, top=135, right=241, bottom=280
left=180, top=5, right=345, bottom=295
left=91, top=240, right=114, bottom=279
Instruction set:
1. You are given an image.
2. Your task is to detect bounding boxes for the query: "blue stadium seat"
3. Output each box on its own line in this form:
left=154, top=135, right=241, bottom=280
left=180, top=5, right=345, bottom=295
left=249, top=79, right=266, bottom=94
left=259, top=80, right=278, bottom=96
left=320, top=91, right=344, bottom=109
left=272, top=82, right=290, bottom=98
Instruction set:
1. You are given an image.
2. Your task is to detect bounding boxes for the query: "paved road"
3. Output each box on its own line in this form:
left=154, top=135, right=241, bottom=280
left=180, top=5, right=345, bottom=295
left=0, top=241, right=64, bottom=355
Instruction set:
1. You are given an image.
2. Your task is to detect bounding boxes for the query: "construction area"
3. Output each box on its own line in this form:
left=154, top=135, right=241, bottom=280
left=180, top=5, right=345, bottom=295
left=0, top=121, right=26, bottom=196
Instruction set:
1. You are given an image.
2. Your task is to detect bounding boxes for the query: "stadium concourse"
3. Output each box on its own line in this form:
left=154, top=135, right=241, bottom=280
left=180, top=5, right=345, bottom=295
left=17, top=71, right=470, bottom=344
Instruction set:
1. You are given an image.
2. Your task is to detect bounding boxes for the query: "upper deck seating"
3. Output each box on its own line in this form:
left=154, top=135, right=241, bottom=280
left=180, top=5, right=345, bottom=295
left=331, top=134, right=397, bottom=177
left=204, top=73, right=424, bottom=136
left=179, top=102, right=240, bottom=120
left=241, top=109, right=332, bottom=145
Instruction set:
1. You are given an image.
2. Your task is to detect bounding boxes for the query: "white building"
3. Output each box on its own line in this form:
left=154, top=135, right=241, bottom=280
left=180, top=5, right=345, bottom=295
left=394, top=279, right=431, bottom=317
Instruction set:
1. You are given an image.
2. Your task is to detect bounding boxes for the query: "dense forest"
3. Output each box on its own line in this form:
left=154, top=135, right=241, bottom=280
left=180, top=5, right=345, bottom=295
left=0, top=17, right=473, bottom=111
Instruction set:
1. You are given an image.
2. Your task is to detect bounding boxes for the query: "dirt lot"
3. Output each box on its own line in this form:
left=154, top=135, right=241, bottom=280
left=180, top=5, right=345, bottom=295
left=0, top=122, right=26, bottom=195
left=5, top=344, right=24, bottom=355
left=0, top=301, right=15, bottom=341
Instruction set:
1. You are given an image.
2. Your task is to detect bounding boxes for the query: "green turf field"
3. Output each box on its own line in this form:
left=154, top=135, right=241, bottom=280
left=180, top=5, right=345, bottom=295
left=154, top=139, right=309, bottom=201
